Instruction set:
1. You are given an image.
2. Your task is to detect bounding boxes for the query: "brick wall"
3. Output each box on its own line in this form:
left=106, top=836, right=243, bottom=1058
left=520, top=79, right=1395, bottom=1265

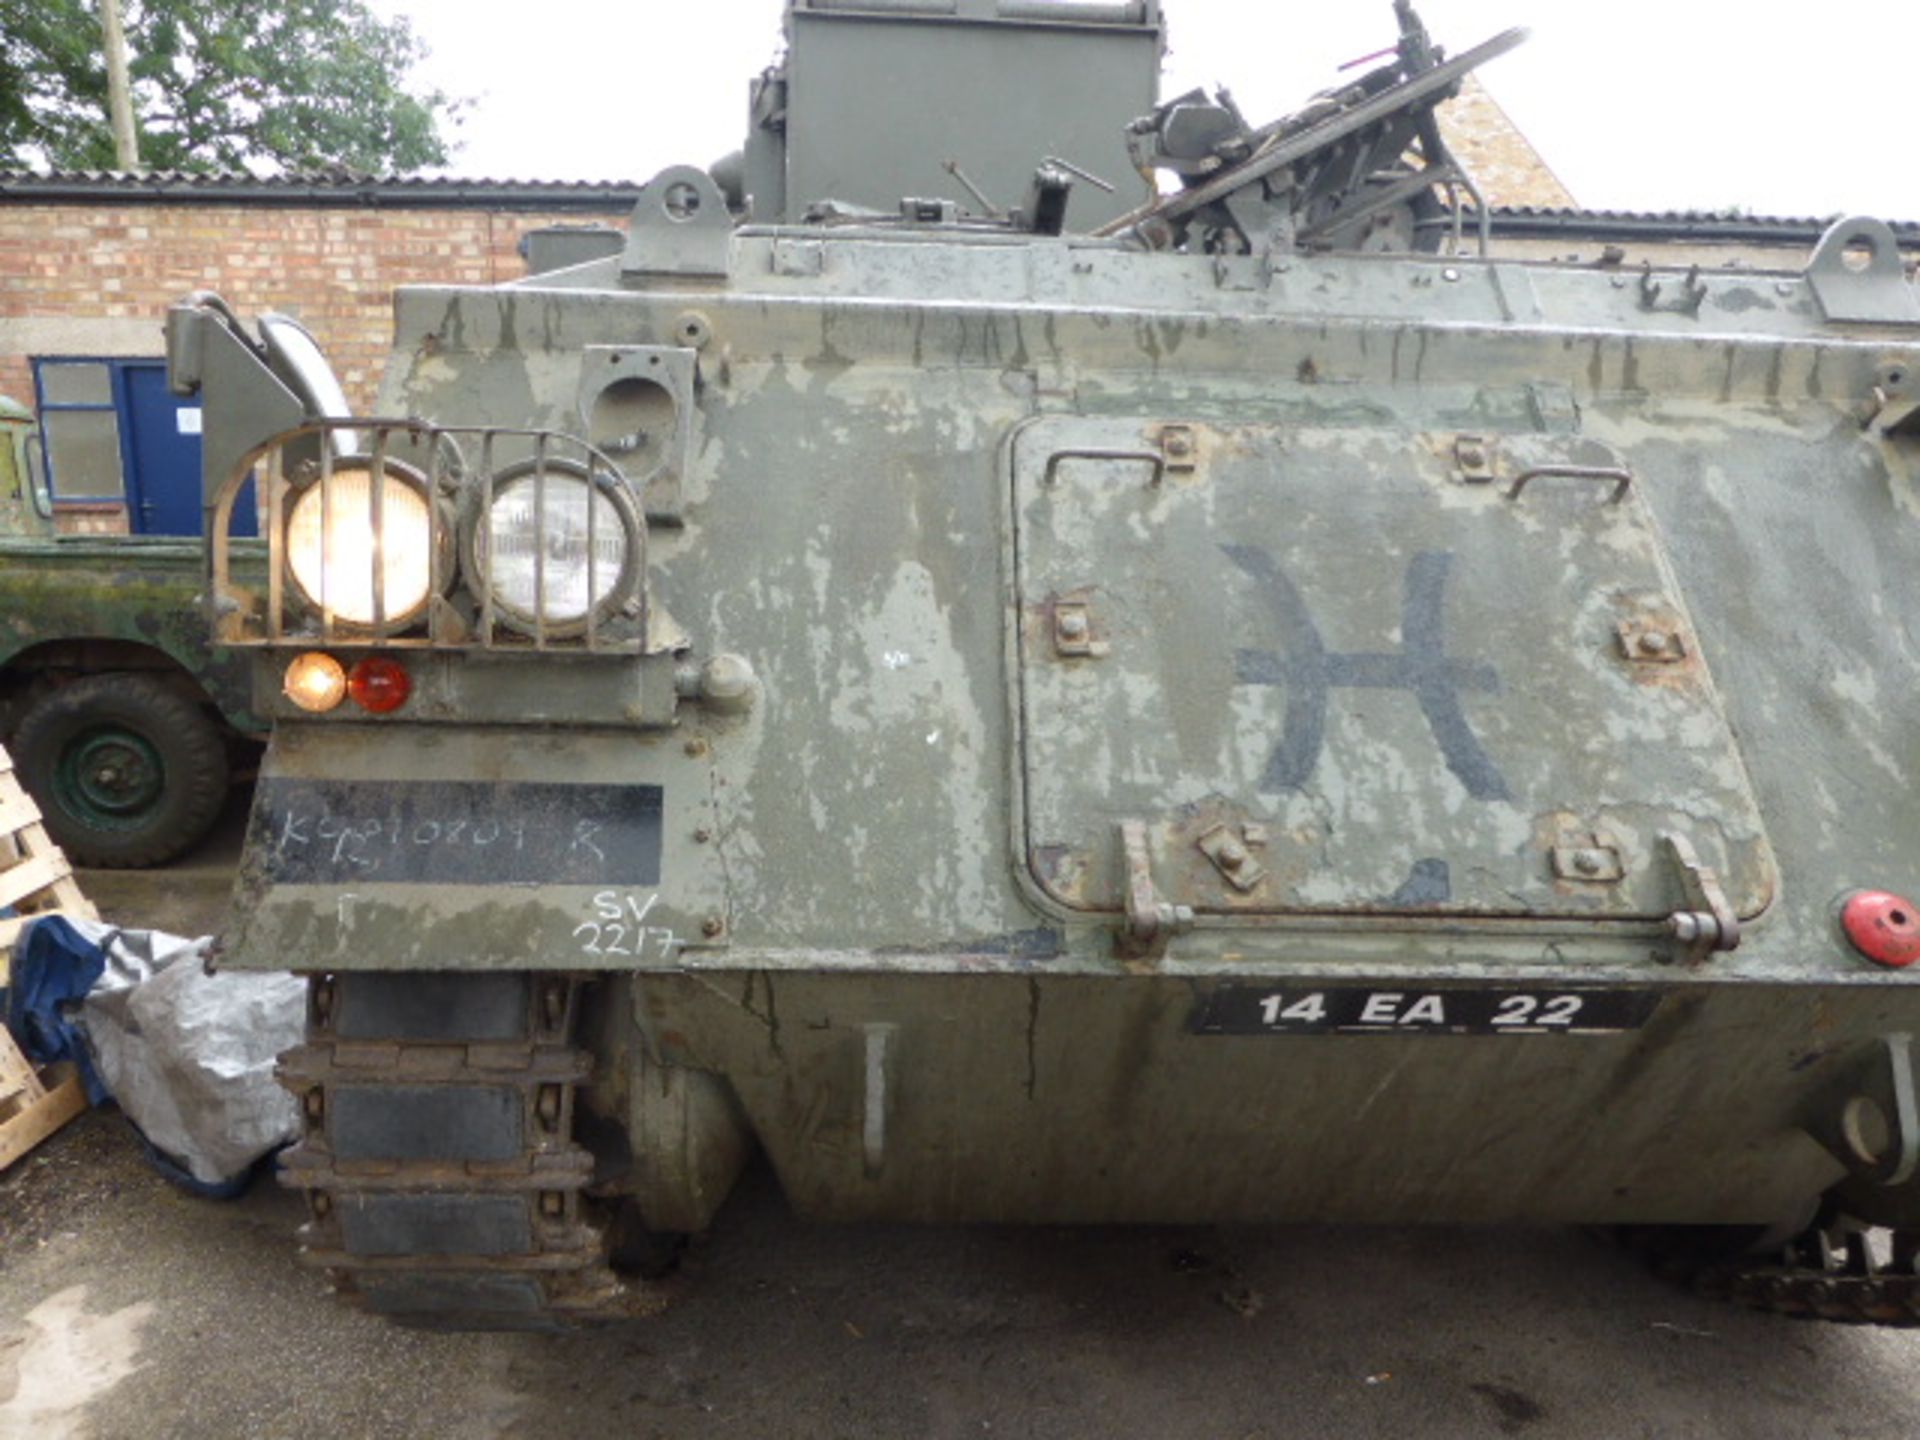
left=0, top=203, right=625, bottom=414
left=1438, top=77, right=1577, bottom=211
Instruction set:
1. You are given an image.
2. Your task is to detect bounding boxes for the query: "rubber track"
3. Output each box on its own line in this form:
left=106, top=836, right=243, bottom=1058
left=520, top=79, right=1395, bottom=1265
left=276, top=975, right=640, bottom=1330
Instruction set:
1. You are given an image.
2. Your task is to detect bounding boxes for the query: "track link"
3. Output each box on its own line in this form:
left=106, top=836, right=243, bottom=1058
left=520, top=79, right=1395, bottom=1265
left=277, top=972, right=643, bottom=1329
left=1621, top=1224, right=1920, bottom=1327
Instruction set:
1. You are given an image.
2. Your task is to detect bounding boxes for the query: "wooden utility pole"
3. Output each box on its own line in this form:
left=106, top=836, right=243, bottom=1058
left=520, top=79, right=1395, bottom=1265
left=98, top=0, right=141, bottom=171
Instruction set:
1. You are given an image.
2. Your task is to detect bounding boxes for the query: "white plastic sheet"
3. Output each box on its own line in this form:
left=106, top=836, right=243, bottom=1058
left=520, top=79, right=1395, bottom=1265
left=68, top=919, right=306, bottom=1187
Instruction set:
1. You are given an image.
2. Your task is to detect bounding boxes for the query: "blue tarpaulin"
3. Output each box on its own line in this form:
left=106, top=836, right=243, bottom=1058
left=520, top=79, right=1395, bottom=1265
left=6, top=913, right=112, bottom=1103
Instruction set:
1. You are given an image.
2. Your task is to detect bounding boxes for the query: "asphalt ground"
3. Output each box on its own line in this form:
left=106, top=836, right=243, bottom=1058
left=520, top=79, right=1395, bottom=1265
left=3, top=796, right=1918, bottom=1439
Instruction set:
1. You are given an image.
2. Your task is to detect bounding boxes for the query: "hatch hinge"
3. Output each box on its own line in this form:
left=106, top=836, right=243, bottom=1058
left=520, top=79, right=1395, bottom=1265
left=1661, top=832, right=1740, bottom=963
left=1116, top=820, right=1193, bottom=961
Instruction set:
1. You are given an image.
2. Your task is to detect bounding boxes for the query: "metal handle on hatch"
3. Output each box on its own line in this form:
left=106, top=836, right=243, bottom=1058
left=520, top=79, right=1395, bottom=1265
left=1506, top=465, right=1634, bottom=505
left=1043, top=449, right=1167, bottom=488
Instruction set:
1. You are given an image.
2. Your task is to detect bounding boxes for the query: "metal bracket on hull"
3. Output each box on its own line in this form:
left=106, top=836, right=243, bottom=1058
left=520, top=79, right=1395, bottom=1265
left=1806, top=218, right=1920, bottom=326
left=1866, top=359, right=1920, bottom=438
left=621, top=166, right=732, bottom=279
left=1809, top=1034, right=1920, bottom=1190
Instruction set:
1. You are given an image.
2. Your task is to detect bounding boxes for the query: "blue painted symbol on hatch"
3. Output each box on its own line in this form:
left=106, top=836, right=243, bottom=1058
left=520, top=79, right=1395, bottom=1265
left=1222, top=545, right=1510, bottom=801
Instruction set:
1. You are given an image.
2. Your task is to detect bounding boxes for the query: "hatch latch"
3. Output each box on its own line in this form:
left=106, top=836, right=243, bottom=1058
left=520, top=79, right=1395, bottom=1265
left=1051, top=598, right=1109, bottom=659
left=1453, top=433, right=1496, bottom=484
left=1116, top=820, right=1194, bottom=960
left=1196, top=821, right=1268, bottom=892
left=1615, top=616, right=1689, bottom=665
left=1550, top=831, right=1623, bottom=884
left=1157, top=424, right=1199, bottom=474
left=1661, top=832, right=1741, bottom=962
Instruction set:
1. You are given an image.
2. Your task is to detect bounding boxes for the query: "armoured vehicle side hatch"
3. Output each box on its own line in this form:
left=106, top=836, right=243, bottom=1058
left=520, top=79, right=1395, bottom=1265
left=1009, top=417, right=1777, bottom=928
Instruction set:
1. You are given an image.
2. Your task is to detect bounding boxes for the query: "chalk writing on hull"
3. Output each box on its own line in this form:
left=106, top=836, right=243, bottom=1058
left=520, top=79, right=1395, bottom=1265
left=574, top=891, right=683, bottom=961
left=255, top=777, right=664, bottom=884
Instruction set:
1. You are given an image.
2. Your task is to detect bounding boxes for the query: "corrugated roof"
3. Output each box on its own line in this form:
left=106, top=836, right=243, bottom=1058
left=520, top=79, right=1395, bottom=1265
left=2, top=171, right=1916, bottom=240
left=0, top=170, right=646, bottom=210
left=1491, top=205, right=1920, bottom=245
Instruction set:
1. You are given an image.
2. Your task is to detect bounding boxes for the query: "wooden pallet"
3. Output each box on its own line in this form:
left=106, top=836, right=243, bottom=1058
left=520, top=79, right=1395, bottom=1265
left=0, top=742, right=100, bottom=992
left=0, top=741, right=98, bottom=1166
left=0, top=1034, right=86, bottom=1172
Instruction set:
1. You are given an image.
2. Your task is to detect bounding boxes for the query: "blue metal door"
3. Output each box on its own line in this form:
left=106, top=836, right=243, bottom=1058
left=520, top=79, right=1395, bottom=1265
left=116, top=361, right=256, bottom=537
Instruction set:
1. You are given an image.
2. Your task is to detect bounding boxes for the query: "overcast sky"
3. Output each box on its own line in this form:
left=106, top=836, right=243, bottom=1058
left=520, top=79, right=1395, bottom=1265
left=375, top=0, right=1916, bottom=221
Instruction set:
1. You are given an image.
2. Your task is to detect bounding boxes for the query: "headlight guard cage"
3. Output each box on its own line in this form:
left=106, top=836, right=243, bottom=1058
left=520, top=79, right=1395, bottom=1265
left=206, top=417, right=648, bottom=654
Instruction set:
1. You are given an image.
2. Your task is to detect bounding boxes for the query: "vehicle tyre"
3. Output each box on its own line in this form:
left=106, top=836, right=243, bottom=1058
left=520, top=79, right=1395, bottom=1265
left=11, top=672, right=230, bottom=869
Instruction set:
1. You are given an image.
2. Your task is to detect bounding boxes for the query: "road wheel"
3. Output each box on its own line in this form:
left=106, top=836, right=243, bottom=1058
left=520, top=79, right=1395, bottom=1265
left=12, top=672, right=230, bottom=869
left=607, top=1200, right=689, bottom=1280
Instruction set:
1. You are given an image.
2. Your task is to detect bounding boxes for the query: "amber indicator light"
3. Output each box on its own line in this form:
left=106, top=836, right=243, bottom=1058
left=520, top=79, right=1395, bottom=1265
left=347, top=657, right=412, bottom=714
left=284, top=652, right=347, bottom=713
left=1840, top=890, right=1920, bottom=969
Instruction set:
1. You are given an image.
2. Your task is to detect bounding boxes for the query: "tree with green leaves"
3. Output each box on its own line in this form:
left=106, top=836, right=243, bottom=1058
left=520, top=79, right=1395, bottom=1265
left=0, top=0, right=460, bottom=174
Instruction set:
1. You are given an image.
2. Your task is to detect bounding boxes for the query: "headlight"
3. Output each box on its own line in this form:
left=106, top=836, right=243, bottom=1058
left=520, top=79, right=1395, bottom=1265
left=468, top=458, right=640, bottom=637
left=285, top=459, right=440, bottom=631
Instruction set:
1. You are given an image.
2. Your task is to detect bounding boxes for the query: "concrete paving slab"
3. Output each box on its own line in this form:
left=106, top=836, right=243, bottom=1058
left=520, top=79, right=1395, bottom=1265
left=2, top=1110, right=1917, bottom=1440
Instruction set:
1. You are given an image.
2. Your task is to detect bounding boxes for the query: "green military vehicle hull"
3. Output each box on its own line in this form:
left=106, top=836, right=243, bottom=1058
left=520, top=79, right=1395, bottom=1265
left=170, top=2, right=1920, bottom=1328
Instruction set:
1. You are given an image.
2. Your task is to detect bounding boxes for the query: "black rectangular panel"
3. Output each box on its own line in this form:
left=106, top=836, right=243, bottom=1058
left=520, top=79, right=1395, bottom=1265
left=330, top=1085, right=523, bottom=1163
left=1191, top=986, right=1663, bottom=1037
left=338, top=1194, right=533, bottom=1257
left=255, top=777, right=662, bottom=885
left=333, top=974, right=531, bottom=1043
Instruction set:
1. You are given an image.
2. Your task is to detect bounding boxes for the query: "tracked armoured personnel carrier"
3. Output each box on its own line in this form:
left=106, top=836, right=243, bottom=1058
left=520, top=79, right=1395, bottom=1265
left=167, top=0, right=1920, bottom=1328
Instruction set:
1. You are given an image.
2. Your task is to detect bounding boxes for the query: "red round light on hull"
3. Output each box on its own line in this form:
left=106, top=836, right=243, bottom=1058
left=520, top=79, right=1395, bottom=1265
left=1840, top=890, right=1920, bottom=969
left=346, top=657, right=412, bottom=714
